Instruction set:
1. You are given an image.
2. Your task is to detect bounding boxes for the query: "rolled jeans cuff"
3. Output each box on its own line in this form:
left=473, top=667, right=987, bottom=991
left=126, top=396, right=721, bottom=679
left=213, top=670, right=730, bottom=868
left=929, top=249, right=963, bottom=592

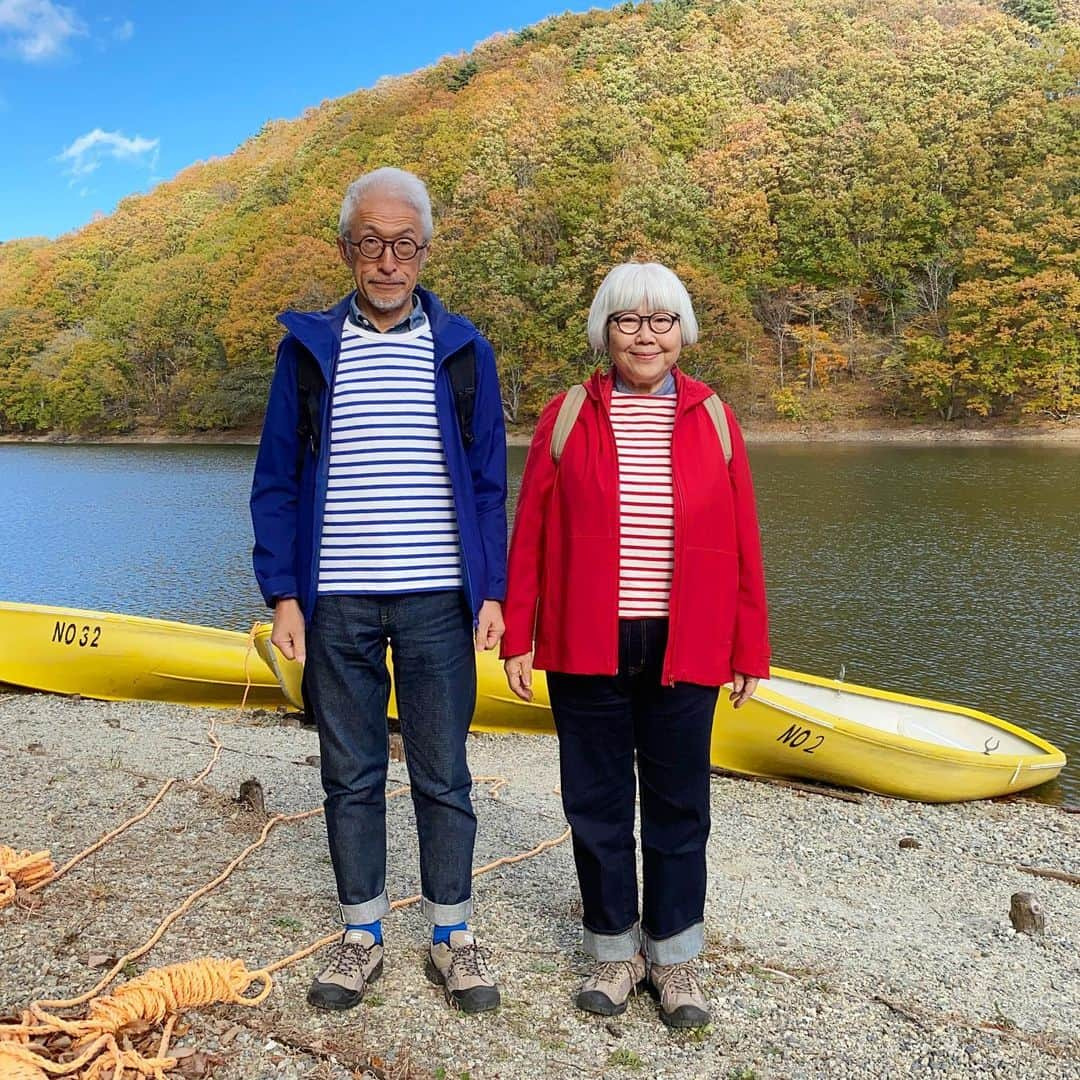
left=582, top=922, right=642, bottom=961
left=644, top=921, right=704, bottom=965
left=421, top=895, right=474, bottom=925
left=339, top=889, right=390, bottom=926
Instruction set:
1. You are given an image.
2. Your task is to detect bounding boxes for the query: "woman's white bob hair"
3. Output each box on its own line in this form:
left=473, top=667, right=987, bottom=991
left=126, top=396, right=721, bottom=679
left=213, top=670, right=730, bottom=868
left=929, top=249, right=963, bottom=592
left=587, top=262, right=699, bottom=352
left=338, top=167, right=434, bottom=243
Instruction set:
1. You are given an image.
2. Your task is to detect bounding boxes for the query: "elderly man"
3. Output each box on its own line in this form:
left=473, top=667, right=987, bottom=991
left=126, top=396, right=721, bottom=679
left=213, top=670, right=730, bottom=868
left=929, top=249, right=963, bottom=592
left=251, top=167, right=507, bottom=1014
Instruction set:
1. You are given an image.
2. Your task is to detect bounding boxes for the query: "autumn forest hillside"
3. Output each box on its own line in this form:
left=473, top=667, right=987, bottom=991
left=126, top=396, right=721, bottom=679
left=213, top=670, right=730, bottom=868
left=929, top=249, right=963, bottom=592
left=0, top=0, right=1076, bottom=435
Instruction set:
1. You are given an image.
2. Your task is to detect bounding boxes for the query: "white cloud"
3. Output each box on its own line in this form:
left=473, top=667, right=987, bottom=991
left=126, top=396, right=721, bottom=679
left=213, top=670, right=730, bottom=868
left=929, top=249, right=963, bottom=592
left=111, top=18, right=133, bottom=41
left=0, top=0, right=87, bottom=61
left=57, top=127, right=159, bottom=178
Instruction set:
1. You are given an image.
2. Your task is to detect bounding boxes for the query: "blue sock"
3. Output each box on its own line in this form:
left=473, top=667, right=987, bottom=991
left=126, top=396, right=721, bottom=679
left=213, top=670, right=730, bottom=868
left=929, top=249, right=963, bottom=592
left=346, top=920, right=382, bottom=944
left=432, top=921, right=467, bottom=945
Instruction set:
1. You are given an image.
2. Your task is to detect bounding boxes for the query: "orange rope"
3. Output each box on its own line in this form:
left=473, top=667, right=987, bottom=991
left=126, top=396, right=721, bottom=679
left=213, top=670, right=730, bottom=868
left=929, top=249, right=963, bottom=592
left=0, top=847, right=55, bottom=910
left=264, top=810, right=571, bottom=975
left=0, top=959, right=271, bottom=1079
left=7, top=628, right=261, bottom=907
left=0, top=632, right=572, bottom=1079
left=0, top=1045, right=49, bottom=1079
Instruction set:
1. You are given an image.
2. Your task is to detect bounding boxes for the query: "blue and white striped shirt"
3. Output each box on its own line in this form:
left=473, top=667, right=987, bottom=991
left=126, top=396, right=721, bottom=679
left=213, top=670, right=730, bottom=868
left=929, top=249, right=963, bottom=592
left=316, top=315, right=463, bottom=596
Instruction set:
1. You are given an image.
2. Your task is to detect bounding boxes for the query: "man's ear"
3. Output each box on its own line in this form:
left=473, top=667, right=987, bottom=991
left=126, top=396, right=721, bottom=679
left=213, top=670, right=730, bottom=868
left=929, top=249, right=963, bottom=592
left=337, top=237, right=350, bottom=265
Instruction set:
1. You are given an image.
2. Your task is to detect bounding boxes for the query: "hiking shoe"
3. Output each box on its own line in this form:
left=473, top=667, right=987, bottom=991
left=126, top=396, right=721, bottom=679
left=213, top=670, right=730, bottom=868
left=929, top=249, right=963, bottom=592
left=307, top=929, right=384, bottom=1011
left=425, top=930, right=501, bottom=1013
left=575, top=953, right=647, bottom=1016
left=648, top=961, right=710, bottom=1028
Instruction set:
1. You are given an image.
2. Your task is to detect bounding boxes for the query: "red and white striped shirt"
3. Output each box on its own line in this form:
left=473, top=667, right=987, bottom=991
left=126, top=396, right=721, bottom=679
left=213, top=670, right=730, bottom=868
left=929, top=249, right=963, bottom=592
left=611, top=390, right=677, bottom=618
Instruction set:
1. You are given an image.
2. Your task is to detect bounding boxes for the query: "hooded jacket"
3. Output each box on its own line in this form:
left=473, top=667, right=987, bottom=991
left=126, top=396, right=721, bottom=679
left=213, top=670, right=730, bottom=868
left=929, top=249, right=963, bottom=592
left=500, top=367, right=769, bottom=686
left=250, top=287, right=507, bottom=622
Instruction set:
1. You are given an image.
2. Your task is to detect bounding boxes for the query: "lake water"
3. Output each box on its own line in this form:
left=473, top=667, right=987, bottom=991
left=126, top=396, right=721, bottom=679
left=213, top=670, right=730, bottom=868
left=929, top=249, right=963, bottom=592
left=1, top=441, right=1076, bottom=802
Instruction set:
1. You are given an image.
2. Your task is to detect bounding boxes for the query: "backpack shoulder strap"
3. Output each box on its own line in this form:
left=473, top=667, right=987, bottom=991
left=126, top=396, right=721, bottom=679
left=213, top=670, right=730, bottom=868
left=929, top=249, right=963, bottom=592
left=703, top=394, right=733, bottom=465
left=445, top=342, right=478, bottom=448
left=550, top=384, right=588, bottom=464
left=296, top=349, right=324, bottom=463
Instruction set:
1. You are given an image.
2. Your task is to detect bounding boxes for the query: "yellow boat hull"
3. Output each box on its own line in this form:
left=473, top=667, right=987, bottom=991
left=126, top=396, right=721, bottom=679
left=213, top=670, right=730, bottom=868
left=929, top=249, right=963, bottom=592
left=253, top=625, right=1065, bottom=803
left=0, top=602, right=288, bottom=709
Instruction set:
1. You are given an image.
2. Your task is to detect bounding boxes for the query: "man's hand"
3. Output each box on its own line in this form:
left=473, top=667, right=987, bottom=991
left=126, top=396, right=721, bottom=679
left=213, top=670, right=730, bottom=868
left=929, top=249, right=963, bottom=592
left=504, top=653, right=534, bottom=702
left=729, top=672, right=759, bottom=709
left=475, top=599, right=505, bottom=651
left=271, top=598, right=306, bottom=663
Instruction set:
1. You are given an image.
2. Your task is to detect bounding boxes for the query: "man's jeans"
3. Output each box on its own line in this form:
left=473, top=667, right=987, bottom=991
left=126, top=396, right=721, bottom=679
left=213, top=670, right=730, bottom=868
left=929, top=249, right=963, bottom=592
left=304, top=591, right=477, bottom=926
left=548, top=618, right=718, bottom=966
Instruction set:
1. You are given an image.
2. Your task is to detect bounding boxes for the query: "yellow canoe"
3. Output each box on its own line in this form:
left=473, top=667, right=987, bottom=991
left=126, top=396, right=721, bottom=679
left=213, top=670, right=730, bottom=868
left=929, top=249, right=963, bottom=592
left=254, top=623, right=1065, bottom=802
left=0, top=602, right=289, bottom=709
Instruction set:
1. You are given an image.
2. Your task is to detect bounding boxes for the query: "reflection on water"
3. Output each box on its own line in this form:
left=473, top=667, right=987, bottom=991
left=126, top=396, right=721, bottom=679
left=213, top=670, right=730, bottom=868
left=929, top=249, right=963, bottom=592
left=1, top=440, right=1077, bottom=801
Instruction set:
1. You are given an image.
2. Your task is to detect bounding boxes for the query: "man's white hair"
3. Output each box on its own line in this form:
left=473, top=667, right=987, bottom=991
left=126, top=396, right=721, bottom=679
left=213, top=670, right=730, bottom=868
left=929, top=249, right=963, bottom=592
left=338, top=167, right=434, bottom=242
left=587, top=262, right=699, bottom=351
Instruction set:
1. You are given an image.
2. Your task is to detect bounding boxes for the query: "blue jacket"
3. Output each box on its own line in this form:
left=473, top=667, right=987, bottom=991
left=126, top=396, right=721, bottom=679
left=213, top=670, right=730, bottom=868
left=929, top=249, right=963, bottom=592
left=250, top=287, right=508, bottom=622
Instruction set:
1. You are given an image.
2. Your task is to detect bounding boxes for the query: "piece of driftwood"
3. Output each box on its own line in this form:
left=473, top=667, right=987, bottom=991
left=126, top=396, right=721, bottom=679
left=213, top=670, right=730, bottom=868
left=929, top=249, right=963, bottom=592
left=1009, top=892, right=1045, bottom=935
left=389, top=733, right=405, bottom=763
left=872, top=994, right=928, bottom=1030
left=710, top=766, right=864, bottom=803
left=970, top=856, right=1080, bottom=887
left=898, top=837, right=922, bottom=849
left=237, top=778, right=266, bottom=815
left=1016, top=865, right=1080, bottom=887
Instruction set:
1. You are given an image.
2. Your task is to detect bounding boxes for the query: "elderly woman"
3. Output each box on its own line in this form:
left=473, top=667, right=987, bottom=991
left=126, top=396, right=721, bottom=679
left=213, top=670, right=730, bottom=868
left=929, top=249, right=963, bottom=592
left=500, top=262, right=770, bottom=1028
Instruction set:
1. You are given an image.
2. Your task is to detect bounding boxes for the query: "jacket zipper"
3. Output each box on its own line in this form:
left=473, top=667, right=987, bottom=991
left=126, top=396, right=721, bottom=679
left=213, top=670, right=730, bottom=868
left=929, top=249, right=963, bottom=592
left=662, top=404, right=685, bottom=687
left=435, top=341, right=478, bottom=627
left=307, top=339, right=341, bottom=621
left=601, top=391, right=620, bottom=676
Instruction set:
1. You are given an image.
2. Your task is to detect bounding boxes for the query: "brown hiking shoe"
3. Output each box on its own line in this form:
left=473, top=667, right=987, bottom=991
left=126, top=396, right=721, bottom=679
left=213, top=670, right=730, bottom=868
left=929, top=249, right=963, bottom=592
left=307, top=929, right=384, bottom=1011
left=426, top=930, right=501, bottom=1013
left=648, top=961, right=710, bottom=1028
left=576, top=953, right=647, bottom=1016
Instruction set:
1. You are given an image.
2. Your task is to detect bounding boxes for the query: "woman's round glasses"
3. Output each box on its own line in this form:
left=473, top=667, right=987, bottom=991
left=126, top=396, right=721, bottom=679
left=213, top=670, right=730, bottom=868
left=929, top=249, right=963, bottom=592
left=607, top=311, right=680, bottom=335
left=344, top=235, right=428, bottom=261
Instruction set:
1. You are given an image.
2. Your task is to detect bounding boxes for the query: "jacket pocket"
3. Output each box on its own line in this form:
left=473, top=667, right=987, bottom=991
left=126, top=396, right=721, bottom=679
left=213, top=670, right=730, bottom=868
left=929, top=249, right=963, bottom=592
left=678, top=546, right=739, bottom=645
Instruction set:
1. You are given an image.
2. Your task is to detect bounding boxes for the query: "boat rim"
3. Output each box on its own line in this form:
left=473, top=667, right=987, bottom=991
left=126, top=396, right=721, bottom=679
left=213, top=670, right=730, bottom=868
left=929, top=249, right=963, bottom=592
left=0, top=600, right=257, bottom=642
left=759, top=666, right=1066, bottom=769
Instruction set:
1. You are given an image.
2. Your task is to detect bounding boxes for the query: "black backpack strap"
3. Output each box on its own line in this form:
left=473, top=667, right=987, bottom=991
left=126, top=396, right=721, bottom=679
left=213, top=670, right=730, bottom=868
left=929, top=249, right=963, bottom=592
left=445, top=341, right=477, bottom=448
left=296, top=350, right=324, bottom=469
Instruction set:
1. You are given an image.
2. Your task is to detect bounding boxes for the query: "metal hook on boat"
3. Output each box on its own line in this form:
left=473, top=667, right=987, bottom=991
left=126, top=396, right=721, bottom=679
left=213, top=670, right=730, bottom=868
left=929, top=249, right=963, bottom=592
left=837, top=664, right=846, bottom=685
left=983, top=736, right=1000, bottom=756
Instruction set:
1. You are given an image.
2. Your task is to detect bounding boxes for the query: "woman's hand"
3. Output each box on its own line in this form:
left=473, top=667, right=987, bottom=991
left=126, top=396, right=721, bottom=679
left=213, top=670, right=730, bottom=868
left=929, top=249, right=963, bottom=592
left=504, top=653, right=534, bottom=702
left=729, top=672, right=759, bottom=709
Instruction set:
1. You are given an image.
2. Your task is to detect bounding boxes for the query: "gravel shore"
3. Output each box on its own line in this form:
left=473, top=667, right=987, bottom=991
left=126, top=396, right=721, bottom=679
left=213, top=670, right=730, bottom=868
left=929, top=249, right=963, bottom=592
left=1, top=693, right=1077, bottom=1079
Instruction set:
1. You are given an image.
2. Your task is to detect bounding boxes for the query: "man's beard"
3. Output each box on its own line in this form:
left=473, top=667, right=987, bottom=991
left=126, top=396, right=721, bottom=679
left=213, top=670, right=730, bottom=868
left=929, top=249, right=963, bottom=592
left=365, top=287, right=408, bottom=312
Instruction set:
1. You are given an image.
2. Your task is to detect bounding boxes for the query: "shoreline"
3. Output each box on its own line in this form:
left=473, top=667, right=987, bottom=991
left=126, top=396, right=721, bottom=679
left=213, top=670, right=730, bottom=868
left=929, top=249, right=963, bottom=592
left=1, top=694, right=1077, bottom=1079
left=2, top=418, right=1079, bottom=449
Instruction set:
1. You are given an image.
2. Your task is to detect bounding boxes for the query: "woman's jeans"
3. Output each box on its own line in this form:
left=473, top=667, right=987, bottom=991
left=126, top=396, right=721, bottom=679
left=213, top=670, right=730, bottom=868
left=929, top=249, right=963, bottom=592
left=548, top=618, right=718, bottom=966
left=303, top=591, right=477, bottom=927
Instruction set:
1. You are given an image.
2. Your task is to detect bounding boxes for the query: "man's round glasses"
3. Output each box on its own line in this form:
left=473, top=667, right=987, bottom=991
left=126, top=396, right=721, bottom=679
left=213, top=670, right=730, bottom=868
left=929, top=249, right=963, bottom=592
left=344, top=235, right=428, bottom=261
left=607, top=311, right=681, bottom=335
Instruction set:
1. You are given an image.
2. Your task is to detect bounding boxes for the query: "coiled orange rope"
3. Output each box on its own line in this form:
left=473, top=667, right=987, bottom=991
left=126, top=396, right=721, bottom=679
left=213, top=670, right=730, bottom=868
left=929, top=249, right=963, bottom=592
left=0, top=1046, right=48, bottom=1080
left=0, top=847, right=55, bottom=910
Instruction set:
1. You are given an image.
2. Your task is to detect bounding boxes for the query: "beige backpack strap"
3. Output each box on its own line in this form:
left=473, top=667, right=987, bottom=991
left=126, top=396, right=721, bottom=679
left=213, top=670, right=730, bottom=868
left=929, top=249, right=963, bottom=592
left=703, top=394, right=733, bottom=465
left=550, top=384, right=588, bottom=464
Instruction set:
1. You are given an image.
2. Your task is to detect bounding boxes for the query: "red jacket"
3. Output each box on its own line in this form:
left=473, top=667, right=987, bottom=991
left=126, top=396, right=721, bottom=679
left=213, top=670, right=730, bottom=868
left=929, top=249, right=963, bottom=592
left=502, top=368, right=770, bottom=686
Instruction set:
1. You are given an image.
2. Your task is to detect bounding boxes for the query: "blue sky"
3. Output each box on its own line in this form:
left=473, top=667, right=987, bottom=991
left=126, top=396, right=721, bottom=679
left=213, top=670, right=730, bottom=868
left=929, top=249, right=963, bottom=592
left=0, top=1, right=600, bottom=242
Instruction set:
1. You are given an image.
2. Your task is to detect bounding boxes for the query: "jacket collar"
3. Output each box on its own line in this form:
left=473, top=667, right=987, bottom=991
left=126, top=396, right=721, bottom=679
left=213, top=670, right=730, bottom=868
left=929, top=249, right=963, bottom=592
left=584, top=365, right=713, bottom=411
left=276, top=285, right=476, bottom=379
